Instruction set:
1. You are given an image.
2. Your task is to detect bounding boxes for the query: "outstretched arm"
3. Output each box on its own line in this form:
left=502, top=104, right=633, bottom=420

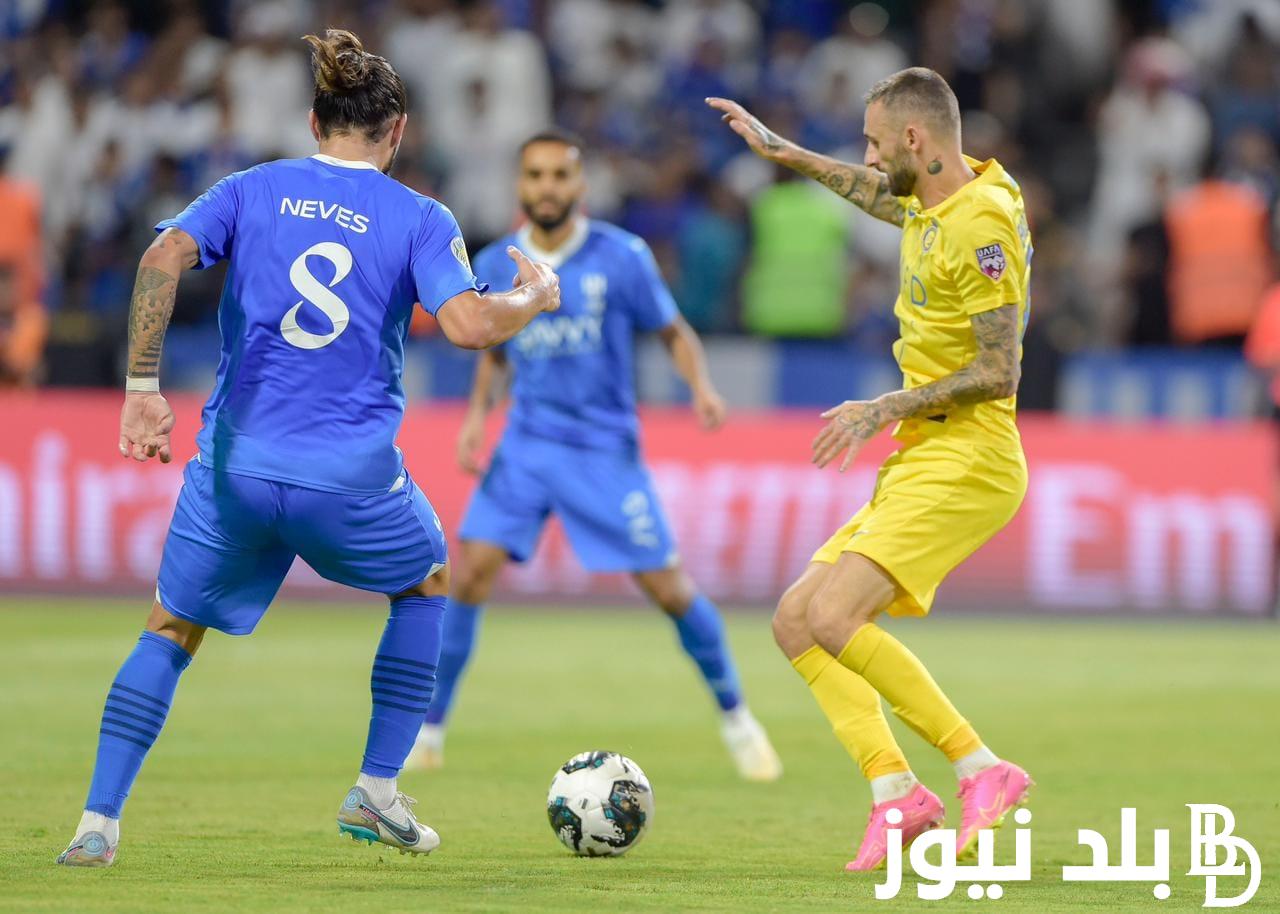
left=119, top=228, right=200, bottom=463
left=657, top=317, right=726, bottom=430
left=707, top=97, right=905, bottom=227
left=436, top=247, right=560, bottom=350
left=811, top=305, right=1021, bottom=470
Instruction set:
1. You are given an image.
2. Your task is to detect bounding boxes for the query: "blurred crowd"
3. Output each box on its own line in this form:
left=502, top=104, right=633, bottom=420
left=0, top=0, right=1278, bottom=403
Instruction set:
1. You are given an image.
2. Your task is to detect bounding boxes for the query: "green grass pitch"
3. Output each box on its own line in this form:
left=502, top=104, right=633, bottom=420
left=1, top=598, right=1276, bottom=913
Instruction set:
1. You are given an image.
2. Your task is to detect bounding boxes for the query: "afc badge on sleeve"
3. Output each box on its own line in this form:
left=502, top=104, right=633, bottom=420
left=975, top=243, right=1007, bottom=281
left=451, top=236, right=471, bottom=271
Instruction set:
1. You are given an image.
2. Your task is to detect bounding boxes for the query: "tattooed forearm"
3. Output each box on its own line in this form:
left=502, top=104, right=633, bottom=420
left=876, top=305, right=1021, bottom=421
left=792, top=153, right=905, bottom=226
left=126, top=229, right=198, bottom=380
left=126, top=266, right=178, bottom=379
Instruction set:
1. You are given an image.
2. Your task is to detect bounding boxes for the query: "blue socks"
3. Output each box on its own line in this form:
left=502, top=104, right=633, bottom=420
left=672, top=594, right=742, bottom=712
left=423, top=596, right=741, bottom=726
left=422, top=599, right=481, bottom=726
left=85, top=631, right=192, bottom=818
left=361, top=595, right=446, bottom=777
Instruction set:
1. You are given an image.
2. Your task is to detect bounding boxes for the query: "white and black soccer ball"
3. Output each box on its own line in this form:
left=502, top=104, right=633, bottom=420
left=547, top=751, right=654, bottom=857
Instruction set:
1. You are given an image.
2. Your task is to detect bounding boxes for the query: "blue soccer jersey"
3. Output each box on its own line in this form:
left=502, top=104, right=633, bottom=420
left=157, top=153, right=484, bottom=495
left=471, top=218, right=679, bottom=450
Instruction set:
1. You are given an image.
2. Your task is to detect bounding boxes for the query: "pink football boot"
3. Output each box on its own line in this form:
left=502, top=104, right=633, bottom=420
left=846, top=783, right=945, bottom=871
left=955, top=760, right=1033, bottom=859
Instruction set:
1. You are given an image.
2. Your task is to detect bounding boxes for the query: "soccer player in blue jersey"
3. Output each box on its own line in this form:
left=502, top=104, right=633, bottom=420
left=407, top=130, right=782, bottom=781
left=55, top=30, right=560, bottom=867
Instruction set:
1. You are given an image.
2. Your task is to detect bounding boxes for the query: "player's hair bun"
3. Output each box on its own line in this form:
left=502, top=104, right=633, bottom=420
left=304, top=29, right=370, bottom=93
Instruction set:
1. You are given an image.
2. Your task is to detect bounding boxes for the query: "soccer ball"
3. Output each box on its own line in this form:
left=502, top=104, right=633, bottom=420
left=546, top=751, right=655, bottom=857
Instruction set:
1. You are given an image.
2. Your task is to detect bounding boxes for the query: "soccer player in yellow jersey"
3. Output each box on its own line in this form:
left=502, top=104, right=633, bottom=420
left=709, top=67, right=1032, bottom=871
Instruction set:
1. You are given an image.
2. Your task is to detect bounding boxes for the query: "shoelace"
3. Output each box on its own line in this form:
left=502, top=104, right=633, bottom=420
left=391, top=791, right=418, bottom=820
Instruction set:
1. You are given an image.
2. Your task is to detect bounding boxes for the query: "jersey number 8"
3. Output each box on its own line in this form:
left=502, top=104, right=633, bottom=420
left=280, top=241, right=352, bottom=350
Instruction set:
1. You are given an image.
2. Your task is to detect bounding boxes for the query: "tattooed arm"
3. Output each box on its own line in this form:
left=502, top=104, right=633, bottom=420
left=127, top=229, right=197, bottom=378
left=118, top=228, right=200, bottom=463
left=811, top=305, right=1021, bottom=470
left=706, top=96, right=905, bottom=226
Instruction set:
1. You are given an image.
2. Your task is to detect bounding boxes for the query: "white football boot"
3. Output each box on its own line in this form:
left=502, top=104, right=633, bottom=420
left=56, top=813, right=119, bottom=867
left=721, top=706, right=783, bottom=782
left=337, top=786, right=440, bottom=855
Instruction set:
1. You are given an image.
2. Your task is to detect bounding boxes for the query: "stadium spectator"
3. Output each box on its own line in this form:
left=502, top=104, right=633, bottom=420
left=1220, top=126, right=1280, bottom=214
left=0, top=264, right=46, bottom=387
left=224, top=1, right=312, bottom=158
left=1206, top=13, right=1280, bottom=147
left=659, top=0, right=760, bottom=77
left=384, top=0, right=460, bottom=132
left=1088, top=38, right=1212, bottom=264
left=1165, top=162, right=1273, bottom=345
left=675, top=176, right=747, bottom=332
left=741, top=167, right=850, bottom=338
left=77, top=1, right=148, bottom=91
left=0, top=147, right=43, bottom=307
left=799, top=3, right=906, bottom=123
left=433, top=0, right=552, bottom=242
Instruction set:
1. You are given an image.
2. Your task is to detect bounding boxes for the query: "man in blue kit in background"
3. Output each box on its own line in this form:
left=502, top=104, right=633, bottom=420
left=409, top=130, right=782, bottom=782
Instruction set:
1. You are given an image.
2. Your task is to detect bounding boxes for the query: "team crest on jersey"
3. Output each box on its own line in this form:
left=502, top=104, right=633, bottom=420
left=975, top=243, right=1006, bottom=280
left=921, top=221, right=938, bottom=253
left=581, top=273, right=608, bottom=314
left=450, top=236, right=470, bottom=271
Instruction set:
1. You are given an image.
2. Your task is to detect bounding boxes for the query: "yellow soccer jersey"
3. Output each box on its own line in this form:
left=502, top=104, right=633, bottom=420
left=891, top=156, right=1031, bottom=444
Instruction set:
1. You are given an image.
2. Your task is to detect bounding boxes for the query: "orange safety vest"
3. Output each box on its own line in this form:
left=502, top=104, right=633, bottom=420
left=1165, top=180, right=1272, bottom=342
left=0, top=178, right=42, bottom=304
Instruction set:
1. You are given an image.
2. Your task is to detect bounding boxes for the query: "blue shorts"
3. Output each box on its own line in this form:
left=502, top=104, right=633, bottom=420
left=459, top=429, right=676, bottom=573
left=156, top=459, right=448, bottom=635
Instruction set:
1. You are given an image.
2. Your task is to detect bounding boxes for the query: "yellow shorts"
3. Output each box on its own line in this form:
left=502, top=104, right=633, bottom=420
left=811, top=434, right=1027, bottom=617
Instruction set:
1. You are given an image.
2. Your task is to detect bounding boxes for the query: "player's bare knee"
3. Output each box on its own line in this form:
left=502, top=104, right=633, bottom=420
left=634, top=568, right=695, bottom=616
left=454, top=562, right=497, bottom=604
left=145, top=601, right=206, bottom=656
left=394, top=563, right=451, bottom=600
left=805, top=591, right=868, bottom=655
left=772, top=587, right=810, bottom=655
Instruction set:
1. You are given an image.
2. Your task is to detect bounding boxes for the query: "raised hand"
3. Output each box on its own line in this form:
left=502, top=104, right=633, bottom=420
left=119, top=392, right=175, bottom=463
left=706, top=97, right=792, bottom=162
left=507, top=246, right=561, bottom=312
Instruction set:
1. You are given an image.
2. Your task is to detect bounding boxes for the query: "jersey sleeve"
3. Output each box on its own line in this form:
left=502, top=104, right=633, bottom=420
left=625, top=238, right=679, bottom=332
left=471, top=244, right=513, bottom=295
left=155, top=172, right=243, bottom=269
left=410, top=201, right=487, bottom=316
left=947, top=202, right=1025, bottom=316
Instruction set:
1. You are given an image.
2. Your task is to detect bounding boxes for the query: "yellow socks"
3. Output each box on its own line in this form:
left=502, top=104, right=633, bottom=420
left=791, top=645, right=909, bottom=779
left=836, top=624, right=982, bottom=763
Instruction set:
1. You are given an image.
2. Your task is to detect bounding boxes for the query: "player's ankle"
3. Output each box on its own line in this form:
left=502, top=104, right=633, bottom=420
left=952, top=745, right=1000, bottom=780
left=78, top=810, right=119, bottom=845
left=869, top=770, right=919, bottom=804
left=356, top=772, right=397, bottom=808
